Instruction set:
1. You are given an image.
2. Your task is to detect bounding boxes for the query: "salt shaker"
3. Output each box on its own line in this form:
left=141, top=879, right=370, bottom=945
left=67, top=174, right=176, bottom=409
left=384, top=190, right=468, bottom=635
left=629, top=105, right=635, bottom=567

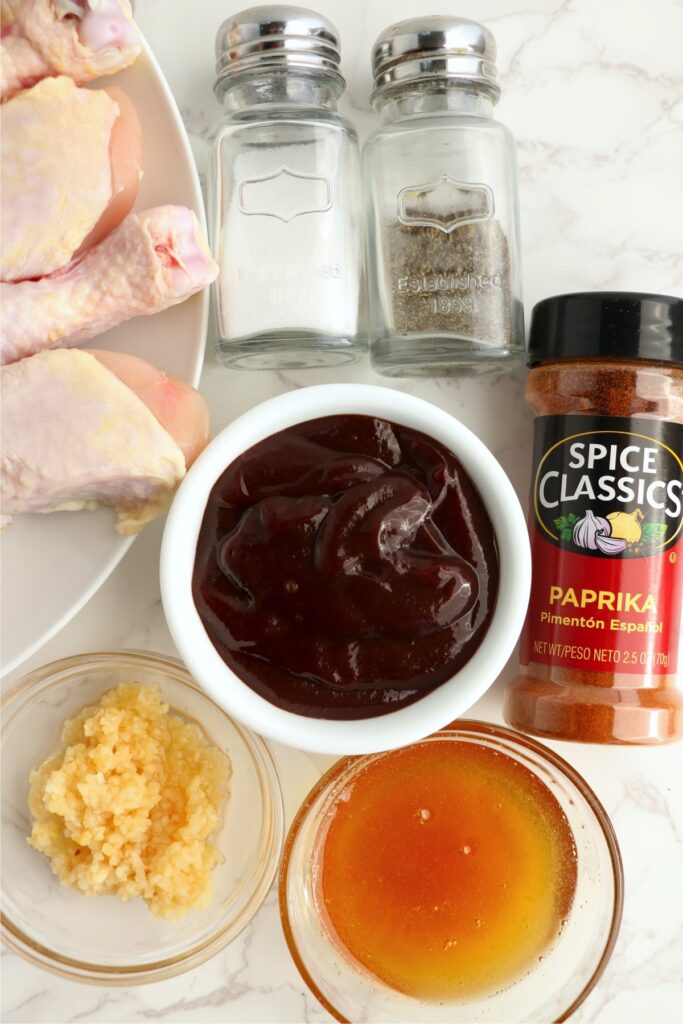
left=363, top=17, right=524, bottom=376
left=209, top=6, right=364, bottom=369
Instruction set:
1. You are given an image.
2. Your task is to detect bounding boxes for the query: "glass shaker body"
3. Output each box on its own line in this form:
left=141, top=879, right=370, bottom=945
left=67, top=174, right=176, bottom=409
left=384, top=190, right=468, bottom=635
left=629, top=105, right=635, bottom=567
left=364, top=84, right=524, bottom=377
left=209, top=71, right=364, bottom=370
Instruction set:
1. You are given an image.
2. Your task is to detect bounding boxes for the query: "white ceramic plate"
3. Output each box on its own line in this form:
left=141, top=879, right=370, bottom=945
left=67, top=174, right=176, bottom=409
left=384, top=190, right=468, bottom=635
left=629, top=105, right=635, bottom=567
left=0, top=41, right=209, bottom=676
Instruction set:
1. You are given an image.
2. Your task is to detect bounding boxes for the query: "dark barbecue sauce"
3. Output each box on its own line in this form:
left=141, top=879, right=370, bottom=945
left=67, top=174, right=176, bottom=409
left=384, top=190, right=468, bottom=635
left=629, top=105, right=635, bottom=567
left=192, top=415, right=499, bottom=719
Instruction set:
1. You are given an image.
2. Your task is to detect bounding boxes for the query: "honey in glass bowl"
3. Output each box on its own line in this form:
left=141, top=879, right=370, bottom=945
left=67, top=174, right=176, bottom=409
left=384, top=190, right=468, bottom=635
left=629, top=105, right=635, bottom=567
left=314, top=737, right=577, bottom=1001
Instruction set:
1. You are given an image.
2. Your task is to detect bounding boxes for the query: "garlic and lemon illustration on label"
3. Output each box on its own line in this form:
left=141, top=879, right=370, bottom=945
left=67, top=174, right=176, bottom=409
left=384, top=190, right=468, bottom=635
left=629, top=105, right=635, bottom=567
left=569, top=510, right=627, bottom=555
left=560, top=507, right=667, bottom=556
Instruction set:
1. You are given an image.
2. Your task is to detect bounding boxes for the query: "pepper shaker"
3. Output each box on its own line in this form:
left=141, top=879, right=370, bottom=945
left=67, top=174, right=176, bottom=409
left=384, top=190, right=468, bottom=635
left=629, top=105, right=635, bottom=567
left=209, top=6, right=364, bottom=369
left=363, top=17, right=524, bottom=376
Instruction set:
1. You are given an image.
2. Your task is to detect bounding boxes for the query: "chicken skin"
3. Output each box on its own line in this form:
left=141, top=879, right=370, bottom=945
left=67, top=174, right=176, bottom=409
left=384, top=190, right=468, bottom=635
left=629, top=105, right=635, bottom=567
left=1, top=76, right=142, bottom=281
left=1, top=0, right=140, bottom=101
left=1, top=206, right=218, bottom=364
left=93, top=349, right=210, bottom=469
left=1, top=349, right=210, bottom=534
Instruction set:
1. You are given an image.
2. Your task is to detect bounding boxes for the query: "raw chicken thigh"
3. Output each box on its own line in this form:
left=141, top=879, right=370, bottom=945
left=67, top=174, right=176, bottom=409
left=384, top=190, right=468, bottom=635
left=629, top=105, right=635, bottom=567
left=1, top=206, right=219, bottom=364
left=1, top=0, right=140, bottom=101
left=1, top=76, right=142, bottom=281
left=93, top=349, right=210, bottom=469
left=1, top=348, right=210, bottom=534
left=0, top=3, right=215, bottom=539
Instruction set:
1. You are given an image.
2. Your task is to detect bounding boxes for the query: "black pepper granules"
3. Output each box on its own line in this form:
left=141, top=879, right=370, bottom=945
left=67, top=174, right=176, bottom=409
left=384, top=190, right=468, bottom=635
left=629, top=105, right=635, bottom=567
left=384, top=219, right=513, bottom=346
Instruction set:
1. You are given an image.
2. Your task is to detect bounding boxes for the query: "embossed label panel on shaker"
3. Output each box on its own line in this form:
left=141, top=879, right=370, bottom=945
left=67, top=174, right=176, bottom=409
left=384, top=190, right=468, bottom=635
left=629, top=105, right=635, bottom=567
left=397, top=176, right=494, bottom=233
left=238, top=167, right=332, bottom=223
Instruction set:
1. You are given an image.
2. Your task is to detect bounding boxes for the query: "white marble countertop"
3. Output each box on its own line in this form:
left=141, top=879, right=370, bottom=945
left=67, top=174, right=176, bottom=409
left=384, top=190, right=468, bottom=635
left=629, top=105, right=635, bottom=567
left=3, top=0, right=683, bottom=1021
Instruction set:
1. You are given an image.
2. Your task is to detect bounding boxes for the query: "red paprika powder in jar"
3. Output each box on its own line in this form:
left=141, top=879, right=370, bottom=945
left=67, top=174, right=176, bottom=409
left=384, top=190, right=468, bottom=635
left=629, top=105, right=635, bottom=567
left=505, top=292, right=683, bottom=744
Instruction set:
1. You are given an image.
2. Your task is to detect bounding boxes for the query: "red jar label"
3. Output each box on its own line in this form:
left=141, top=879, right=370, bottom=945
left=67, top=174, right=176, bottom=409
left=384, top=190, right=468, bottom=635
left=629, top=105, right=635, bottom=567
left=520, top=415, right=683, bottom=675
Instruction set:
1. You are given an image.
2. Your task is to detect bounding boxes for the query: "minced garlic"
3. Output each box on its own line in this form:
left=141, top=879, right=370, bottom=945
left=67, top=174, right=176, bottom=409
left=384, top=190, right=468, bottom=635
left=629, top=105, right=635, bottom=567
left=28, top=683, right=231, bottom=920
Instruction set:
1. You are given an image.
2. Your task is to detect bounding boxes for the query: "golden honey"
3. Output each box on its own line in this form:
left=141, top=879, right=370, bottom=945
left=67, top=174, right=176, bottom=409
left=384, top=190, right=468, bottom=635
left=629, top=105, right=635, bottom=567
left=315, top=739, right=577, bottom=1001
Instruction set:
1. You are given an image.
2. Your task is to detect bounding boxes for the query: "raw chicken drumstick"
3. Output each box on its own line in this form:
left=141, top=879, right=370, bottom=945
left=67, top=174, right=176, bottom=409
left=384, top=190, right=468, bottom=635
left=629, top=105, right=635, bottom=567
left=1, top=206, right=218, bottom=364
left=1, top=348, right=210, bottom=534
left=1, top=0, right=140, bottom=101
left=1, top=76, right=142, bottom=281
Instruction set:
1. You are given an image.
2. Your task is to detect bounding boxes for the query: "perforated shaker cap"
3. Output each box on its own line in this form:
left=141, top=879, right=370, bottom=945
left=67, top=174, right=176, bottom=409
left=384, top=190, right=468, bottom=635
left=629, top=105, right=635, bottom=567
left=371, top=15, right=500, bottom=105
left=214, top=5, right=344, bottom=93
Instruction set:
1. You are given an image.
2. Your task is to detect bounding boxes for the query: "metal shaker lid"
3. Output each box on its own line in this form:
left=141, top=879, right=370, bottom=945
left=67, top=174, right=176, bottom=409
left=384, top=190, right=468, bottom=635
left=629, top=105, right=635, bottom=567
left=371, top=16, right=500, bottom=104
left=214, top=5, right=344, bottom=91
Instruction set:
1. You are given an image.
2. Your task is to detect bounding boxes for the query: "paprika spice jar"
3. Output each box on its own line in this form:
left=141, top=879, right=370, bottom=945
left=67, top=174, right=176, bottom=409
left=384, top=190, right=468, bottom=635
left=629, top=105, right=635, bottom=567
left=505, top=292, right=683, bottom=744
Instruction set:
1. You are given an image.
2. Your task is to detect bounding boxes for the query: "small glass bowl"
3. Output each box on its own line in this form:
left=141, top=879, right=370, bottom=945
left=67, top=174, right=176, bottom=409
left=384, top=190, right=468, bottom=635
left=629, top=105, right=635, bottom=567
left=279, top=720, right=623, bottom=1023
left=1, top=650, right=284, bottom=984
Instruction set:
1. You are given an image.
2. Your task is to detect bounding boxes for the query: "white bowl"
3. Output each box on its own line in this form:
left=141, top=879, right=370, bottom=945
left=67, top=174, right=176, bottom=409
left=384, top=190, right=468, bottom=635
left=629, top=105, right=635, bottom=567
left=161, top=384, right=530, bottom=755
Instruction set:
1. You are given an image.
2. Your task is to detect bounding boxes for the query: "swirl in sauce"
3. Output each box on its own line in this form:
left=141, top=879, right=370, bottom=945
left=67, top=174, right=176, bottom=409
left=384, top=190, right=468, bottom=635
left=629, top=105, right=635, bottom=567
left=192, top=415, right=499, bottom=719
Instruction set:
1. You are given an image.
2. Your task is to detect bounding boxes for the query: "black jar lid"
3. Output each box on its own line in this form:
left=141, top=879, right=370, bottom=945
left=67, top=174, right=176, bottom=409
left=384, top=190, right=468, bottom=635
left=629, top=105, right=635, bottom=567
left=528, top=292, right=683, bottom=368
